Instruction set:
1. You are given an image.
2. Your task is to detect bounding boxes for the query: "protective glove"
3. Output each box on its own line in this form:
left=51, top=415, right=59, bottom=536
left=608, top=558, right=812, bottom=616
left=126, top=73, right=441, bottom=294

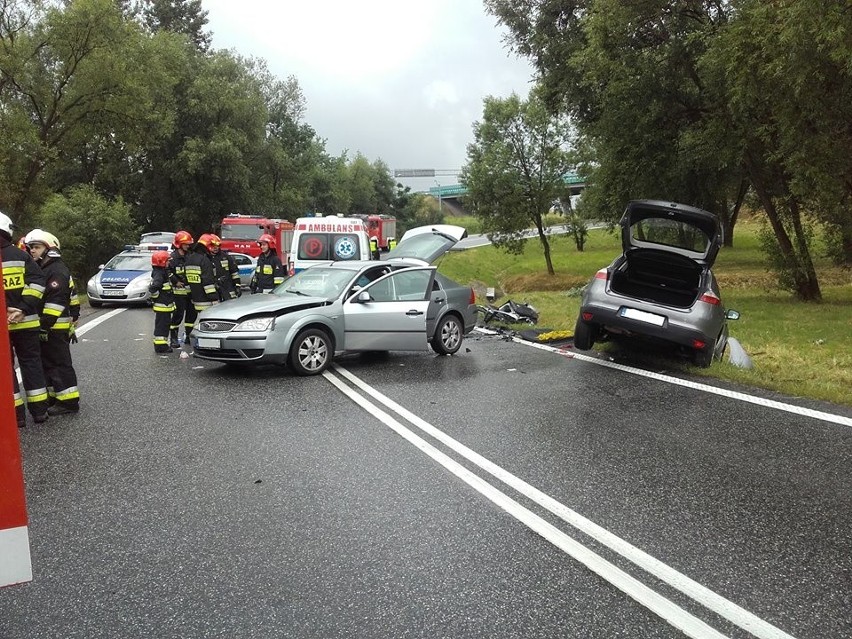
left=39, top=329, right=48, bottom=343
left=69, top=325, right=78, bottom=345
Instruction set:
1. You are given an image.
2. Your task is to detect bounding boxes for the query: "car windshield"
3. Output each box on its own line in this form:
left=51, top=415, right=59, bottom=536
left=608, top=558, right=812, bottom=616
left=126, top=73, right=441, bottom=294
left=104, top=254, right=151, bottom=271
left=274, top=267, right=356, bottom=298
left=140, top=232, right=174, bottom=244
left=630, top=218, right=709, bottom=253
left=221, top=223, right=265, bottom=240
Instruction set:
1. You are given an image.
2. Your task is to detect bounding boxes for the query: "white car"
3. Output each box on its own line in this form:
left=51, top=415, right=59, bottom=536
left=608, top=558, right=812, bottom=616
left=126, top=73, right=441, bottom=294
left=86, top=250, right=153, bottom=307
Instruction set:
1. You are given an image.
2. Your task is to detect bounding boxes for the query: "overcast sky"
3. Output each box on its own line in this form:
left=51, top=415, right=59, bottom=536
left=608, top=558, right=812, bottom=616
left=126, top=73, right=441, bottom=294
left=202, top=0, right=536, bottom=192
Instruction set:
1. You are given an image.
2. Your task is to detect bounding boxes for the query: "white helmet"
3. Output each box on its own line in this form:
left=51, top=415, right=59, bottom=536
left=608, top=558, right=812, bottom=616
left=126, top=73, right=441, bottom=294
left=0, top=211, right=13, bottom=237
left=25, top=228, right=61, bottom=251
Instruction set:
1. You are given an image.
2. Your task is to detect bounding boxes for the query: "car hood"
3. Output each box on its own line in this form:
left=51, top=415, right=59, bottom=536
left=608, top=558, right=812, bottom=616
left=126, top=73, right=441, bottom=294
left=385, top=224, right=468, bottom=265
left=96, top=270, right=149, bottom=285
left=198, top=293, right=330, bottom=321
left=620, top=200, right=723, bottom=265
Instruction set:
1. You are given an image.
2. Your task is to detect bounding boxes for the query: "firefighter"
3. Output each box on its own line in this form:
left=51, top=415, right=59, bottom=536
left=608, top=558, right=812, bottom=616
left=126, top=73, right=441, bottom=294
left=1, top=213, right=49, bottom=426
left=250, top=233, right=285, bottom=294
left=185, top=234, right=219, bottom=319
left=208, top=234, right=241, bottom=300
left=148, top=250, right=175, bottom=353
left=25, top=229, right=80, bottom=416
left=168, top=230, right=194, bottom=347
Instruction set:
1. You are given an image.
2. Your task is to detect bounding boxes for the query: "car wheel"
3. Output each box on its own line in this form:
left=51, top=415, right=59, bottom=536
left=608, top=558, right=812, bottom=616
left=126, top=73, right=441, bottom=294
left=89, top=299, right=103, bottom=308
left=431, top=314, right=463, bottom=355
left=573, top=317, right=597, bottom=350
left=693, top=346, right=714, bottom=368
left=289, top=328, right=333, bottom=376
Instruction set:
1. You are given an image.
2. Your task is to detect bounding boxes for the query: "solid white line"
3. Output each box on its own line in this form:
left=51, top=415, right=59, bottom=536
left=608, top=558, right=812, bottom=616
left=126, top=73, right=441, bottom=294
left=333, top=363, right=799, bottom=639
left=476, top=327, right=852, bottom=428
left=322, top=369, right=731, bottom=639
left=76, top=307, right=126, bottom=337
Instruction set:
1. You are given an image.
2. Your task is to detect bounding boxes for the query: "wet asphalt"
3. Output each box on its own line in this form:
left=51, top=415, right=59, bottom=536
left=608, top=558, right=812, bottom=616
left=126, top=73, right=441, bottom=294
left=1, top=306, right=850, bottom=639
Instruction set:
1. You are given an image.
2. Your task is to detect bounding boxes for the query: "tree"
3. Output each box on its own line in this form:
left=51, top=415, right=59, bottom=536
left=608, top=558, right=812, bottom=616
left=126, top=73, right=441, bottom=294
left=36, top=184, right=140, bottom=284
left=0, top=0, right=178, bottom=225
left=461, top=89, right=575, bottom=275
left=124, top=0, right=211, bottom=51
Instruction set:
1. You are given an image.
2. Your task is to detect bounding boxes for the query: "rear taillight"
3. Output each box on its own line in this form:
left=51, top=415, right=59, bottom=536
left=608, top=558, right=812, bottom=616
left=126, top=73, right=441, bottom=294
left=582, top=312, right=594, bottom=321
left=468, top=288, right=476, bottom=305
left=692, top=339, right=707, bottom=350
left=594, top=268, right=608, bottom=280
left=699, top=292, right=721, bottom=305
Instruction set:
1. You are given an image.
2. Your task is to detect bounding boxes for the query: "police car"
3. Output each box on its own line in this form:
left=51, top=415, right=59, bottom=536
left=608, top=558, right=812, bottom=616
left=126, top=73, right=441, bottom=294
left=86, top=248, right=154, bottom=307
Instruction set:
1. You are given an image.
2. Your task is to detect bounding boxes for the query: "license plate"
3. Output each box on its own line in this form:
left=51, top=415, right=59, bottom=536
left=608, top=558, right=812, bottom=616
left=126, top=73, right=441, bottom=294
left=101, top=290, right=125, bottom=297
left=196, top=337, right=221, bottom=349
left=620, top=307, right=665, bottom=326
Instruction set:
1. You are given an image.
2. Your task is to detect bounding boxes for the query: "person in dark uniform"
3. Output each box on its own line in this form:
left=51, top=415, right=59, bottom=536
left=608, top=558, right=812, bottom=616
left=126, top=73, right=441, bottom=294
left=1, top=213, right=49, bottom=427
left=185, top=234, right=219, bottom=322
left=250, top=234, right=285, bottom=294
left=148, top=250, right=175, bottom=353
left=25, top=229, right=80, bottom=416
left=208, top=234, right=241, bottom=301
left=168, top=230, right=194, bottom=347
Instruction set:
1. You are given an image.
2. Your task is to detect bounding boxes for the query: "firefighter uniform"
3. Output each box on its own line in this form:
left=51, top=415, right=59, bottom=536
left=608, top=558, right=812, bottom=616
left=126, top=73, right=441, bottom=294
left=36, top=247, right=80, bottom=414
left=250, top=250, right=285, bottom=294
left=149, top=253, right=175, bottom=353
left=168, top=248, right=195, bottom=346
left=2, top=232, right=49, bottom=425
left=211, top=248, right=240, bottom=301
left=185, top=242, right=219, bottom=317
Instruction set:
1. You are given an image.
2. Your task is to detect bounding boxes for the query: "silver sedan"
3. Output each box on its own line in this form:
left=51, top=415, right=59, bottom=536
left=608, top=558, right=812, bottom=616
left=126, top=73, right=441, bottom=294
left=191, top=225, right=477, bottom=375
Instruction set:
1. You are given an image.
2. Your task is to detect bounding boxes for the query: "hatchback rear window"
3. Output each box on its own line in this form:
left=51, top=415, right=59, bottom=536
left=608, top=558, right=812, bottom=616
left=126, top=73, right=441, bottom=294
left=631, top=218, right=709, bottom=253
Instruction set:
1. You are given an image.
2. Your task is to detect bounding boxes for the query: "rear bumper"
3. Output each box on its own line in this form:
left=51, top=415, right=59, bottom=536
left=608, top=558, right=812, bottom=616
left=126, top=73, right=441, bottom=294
left=580, top=303, right=713, bottom=349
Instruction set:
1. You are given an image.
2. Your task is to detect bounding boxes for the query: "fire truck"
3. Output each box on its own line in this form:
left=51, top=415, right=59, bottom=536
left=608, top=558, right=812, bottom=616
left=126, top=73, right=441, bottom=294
left=355, top=214, right=396, bottom=252
left=218, top=214, right=295, bottom=259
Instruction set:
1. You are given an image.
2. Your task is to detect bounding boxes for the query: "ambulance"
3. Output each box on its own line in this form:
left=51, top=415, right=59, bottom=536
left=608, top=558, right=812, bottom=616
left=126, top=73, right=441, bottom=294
left=288, top=216, right=373, bottom=274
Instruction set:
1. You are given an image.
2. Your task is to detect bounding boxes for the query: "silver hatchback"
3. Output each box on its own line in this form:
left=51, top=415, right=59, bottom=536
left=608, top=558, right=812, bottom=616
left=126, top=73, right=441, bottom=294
left=574, top=200, right=739, bottom=367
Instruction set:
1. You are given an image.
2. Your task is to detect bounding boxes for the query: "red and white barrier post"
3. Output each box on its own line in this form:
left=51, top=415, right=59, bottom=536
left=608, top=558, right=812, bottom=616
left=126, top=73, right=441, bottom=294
left=0, top=260, right=33, bottom=586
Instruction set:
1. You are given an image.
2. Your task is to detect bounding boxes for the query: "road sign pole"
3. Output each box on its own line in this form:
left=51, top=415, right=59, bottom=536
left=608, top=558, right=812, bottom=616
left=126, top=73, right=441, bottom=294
left=0, top=260, right=33, bottom=587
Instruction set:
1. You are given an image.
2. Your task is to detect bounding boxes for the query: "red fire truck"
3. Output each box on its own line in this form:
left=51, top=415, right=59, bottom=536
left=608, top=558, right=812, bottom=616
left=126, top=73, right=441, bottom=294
left=356, top=214, right=396, bottom=252
left=218, top=214, right=295, bottom=259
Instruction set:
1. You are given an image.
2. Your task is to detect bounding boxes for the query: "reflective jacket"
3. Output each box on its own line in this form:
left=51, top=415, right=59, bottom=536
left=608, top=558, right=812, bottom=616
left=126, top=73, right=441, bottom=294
left=148, top=266, right=175, bottom=313
left=38, top=251, right=79, bottom=332
left=185, top=248, right=218, bottom=311
left=167, top=249, right=191, bottom=297
left=251, top=250, right=284, bottom=293
left=211, top=250, right=240, bottom=300
left=1, top=236, right=46, bottom=331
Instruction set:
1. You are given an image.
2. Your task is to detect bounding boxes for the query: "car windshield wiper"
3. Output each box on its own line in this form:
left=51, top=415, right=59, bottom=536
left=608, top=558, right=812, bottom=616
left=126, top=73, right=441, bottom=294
left=284, top=288, right=311, bottom=296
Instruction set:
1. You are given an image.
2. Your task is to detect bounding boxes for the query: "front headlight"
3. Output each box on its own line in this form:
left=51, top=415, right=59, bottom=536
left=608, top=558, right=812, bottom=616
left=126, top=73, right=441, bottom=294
left=126, top=275, right=150, bottom=294
left=234, top=316, right=275, bottom=332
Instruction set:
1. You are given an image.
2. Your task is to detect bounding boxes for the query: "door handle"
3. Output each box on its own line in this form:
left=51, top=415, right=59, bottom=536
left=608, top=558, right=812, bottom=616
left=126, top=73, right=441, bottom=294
left=406, top=310, right=424, bottom=316
left=432, top=297, right=445, bottom=303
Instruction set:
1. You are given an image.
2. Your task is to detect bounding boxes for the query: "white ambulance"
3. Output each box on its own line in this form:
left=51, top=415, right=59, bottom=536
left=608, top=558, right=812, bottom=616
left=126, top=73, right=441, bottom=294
left=288, top=216, right=374, bottom=275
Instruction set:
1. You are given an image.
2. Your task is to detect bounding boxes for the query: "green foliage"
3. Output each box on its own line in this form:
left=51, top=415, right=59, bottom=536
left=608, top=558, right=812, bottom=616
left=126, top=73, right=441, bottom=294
left=36, top=185, right=140, bottom=283
left=462, top=88, right=576, bottom=275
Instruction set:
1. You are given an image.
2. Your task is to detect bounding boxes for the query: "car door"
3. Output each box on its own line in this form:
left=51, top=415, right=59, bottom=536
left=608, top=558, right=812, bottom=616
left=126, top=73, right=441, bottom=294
left=343, top=267, right=436, bottom=352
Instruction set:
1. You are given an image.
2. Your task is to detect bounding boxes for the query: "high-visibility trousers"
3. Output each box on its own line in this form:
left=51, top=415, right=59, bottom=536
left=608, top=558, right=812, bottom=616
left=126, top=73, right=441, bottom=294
left=170, top=294, right=197, bottom=337
left=40, top=331, right=79, bottom=410
left=153, top=309, right=172, bottom=353
left=9, top=329, right=49, bottom=422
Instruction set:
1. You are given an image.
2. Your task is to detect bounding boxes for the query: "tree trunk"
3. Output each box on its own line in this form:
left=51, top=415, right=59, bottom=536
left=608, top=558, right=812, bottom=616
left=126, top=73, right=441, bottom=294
left=533, top=216, right=555, bottom=275
left=749, top=170, right=822, bottom=301
left=723, top=178, right=748, bottom=248
left=787, top=196, right=822, bottom=300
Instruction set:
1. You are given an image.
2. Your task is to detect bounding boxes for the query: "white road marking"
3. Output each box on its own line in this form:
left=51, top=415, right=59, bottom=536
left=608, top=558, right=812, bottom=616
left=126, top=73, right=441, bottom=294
left=476, top=328, right=852, bottom=428
left=76, top=307, right=126, bottom=337
left=331, top=364, right=800, bottom=639
left=323, top=368, right=732, bottom=639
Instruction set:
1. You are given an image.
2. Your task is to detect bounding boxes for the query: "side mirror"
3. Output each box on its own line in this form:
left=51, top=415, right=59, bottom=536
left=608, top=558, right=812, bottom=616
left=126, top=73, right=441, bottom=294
left=98, top=264, right=105, bottom=269
left=725, top=309, right=740, bottom=320
left=357, top=290, right=371, bottom=303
